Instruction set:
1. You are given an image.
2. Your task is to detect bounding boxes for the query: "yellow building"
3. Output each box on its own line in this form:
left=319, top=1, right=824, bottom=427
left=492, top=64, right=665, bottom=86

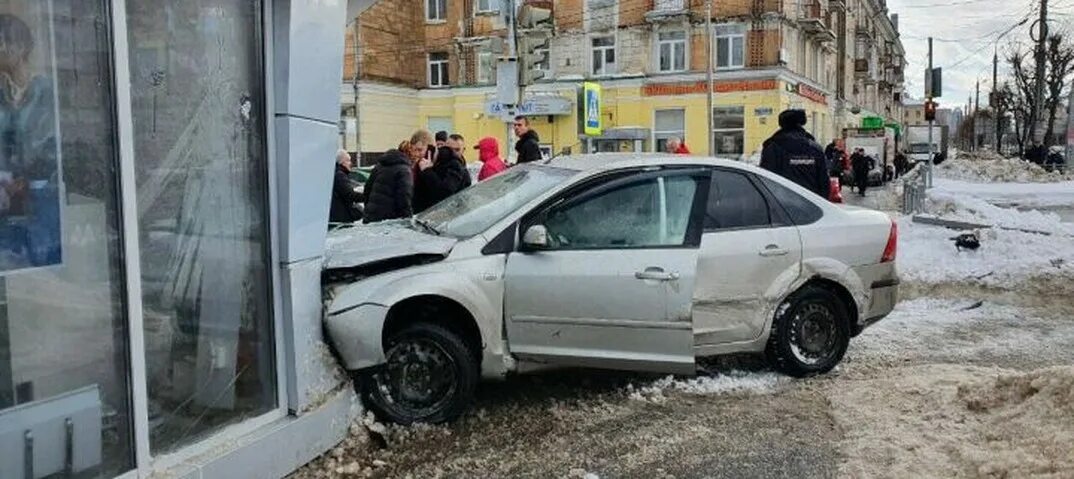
left=343, top=0, right=904, bottom=163
left=346, top=71, right=835, bottom=162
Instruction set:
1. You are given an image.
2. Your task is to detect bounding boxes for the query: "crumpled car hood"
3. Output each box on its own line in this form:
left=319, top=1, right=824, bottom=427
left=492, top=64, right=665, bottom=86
left=324, top=220, right=457, bottom=270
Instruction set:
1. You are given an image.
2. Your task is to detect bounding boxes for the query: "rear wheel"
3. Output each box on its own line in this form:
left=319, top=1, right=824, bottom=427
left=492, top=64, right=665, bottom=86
left=357, top=322, right=478, bottom=424
left=765, top=286, right=850, bottom=377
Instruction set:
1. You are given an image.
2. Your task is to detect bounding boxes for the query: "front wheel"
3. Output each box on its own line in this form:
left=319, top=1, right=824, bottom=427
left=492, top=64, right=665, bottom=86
left=357, top=322, right=478, bottom=424
left=765, top=286, right=851, bottom=378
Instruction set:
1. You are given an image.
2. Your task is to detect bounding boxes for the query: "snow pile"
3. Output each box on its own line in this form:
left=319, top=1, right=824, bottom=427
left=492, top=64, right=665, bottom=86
left=626, top=371, right=785, bottom=403
left=937, top=152, right=1073, bottom=183
left=897, top=216, right=1074, bottom=288
left=831, top=364, right=1074, bottom=479
left=927, top=190, right=1074, bottom=235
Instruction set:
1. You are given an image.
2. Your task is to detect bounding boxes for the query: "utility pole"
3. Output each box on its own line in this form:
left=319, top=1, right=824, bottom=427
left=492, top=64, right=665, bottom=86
left=927, top=36, right=934, bottom=187
left=1030, top=0, right=1048, bottom=146
left=705, top=0, right=714, bottom=156
left=993, top=49, right=1001, bottom=152
left=352, top=19, right=360, bottom=156
left=504, top=0, right=518, bottom=161
left=974, top=80, right=980, bottom=151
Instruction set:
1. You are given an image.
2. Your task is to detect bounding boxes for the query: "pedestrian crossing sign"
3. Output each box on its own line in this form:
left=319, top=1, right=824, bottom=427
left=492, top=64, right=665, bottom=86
left=583, top=82, right=602, bottom=136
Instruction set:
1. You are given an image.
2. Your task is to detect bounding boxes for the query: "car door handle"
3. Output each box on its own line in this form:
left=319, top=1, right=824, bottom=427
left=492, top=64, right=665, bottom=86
left=635, top=268, right=680, bottom=281
left=759, top=245, right=789, bottom=257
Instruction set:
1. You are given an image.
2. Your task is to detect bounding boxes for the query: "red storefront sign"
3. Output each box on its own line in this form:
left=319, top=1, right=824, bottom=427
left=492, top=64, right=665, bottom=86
left=642, top=79, right=778, bottom=96
left=795, top=83, right=828, bottom=105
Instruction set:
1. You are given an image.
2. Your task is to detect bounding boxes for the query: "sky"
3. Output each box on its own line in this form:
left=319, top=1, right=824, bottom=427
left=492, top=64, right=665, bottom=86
left=887, top=0, right=1074, bottom=109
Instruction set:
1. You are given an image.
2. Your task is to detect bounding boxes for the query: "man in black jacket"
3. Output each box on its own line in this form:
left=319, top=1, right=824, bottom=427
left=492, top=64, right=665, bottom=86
left=330, top=149, right=363, bottom=224
left=364, top=130, right=426, bottom=222
left=760, top=109, right=829, bottom=198
left=513, top=116, right=543, bottom=163
left=414, top=134, right=471, bottom=212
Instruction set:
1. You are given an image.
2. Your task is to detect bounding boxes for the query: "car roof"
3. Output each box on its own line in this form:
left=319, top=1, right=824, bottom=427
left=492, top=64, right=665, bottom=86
left=545, top=153, right=749, bottom=172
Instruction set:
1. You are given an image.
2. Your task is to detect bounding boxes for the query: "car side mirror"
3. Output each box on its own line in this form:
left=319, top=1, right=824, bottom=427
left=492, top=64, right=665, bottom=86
left=521, top=224, right=549, bottom=250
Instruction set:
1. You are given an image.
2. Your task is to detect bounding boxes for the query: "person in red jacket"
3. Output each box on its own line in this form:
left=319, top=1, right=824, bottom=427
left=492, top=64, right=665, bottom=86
left=474, top=137, right=507, bottom=181
left=666, top=137, right=691, bottom=155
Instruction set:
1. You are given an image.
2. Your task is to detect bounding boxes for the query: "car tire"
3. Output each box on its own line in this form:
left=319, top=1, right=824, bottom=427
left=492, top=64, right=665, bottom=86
left=765, top=285, right=851, bottom=378
left=357, top=322, right=478, bottom=425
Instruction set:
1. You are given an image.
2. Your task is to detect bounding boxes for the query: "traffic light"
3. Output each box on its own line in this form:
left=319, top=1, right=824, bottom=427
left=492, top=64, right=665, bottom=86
left=517, top=3, right=552, bottom=86
left=518, top=31, right=550, bottom=85
left=924, top=100, right=937, bottom=122
left=517, top=4, right=552, bottom=29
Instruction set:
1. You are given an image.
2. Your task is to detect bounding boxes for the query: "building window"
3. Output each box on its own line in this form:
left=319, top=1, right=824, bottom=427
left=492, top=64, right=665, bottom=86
left=715, top=24, right=746, bottom=69
left=654, top=109, right=686, bottom=152
left=429, top=52, right=449, bottom=87
left=0, top=2, right=136, bottom=474
left=657, top=31, right=687, bottom=73
left=477, top=0, right=500, bottom=13
left=712, top=106, right=745, bottom=157
left=478, top=51, right=493, bottom=84
left=591, top=36, right=617, bottom=76
left=127, top=0, right=277, bottom=453
left=427, top=0, right=447, bottom=21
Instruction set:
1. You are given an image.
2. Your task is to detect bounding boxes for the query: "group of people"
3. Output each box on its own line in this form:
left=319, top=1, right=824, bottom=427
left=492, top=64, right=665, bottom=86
left=330, top=116, right=546, bottom=224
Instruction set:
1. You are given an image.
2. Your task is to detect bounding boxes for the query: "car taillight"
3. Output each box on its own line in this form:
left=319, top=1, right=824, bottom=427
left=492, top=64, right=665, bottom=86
left=881, top=221, right=898, bottom=263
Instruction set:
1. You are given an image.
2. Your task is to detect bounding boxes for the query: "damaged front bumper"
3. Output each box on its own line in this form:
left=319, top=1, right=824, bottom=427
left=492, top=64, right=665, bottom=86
left=324, top=303, right=388, bottom=370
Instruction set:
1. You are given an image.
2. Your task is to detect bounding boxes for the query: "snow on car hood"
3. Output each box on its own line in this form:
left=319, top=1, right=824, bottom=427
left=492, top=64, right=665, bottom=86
left=324, top=220, right=457, bottom=270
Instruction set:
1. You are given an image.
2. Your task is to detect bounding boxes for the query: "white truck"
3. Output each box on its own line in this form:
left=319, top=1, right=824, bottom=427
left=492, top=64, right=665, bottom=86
left=905, top=124, right=949, bottom=164
left=844, top=127, right=896, bottom=186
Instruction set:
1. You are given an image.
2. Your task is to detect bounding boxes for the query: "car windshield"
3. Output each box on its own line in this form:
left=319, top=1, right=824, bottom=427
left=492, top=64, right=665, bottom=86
left=416, top=165, right=575, bottom=238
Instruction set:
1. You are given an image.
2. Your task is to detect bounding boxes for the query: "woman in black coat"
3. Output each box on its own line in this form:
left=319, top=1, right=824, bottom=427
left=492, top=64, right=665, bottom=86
left=362, top=131, right=431, bottom=223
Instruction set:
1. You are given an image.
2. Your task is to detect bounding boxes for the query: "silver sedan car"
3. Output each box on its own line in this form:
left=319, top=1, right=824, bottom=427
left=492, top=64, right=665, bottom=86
left=323, top=154, right=899, bottom=424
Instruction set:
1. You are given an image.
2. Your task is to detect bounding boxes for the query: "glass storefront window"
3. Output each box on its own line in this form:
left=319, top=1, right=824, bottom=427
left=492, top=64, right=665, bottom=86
left=712, top=106, right=745, bottom=157
left=0, top=1, right=134, bottom=476
left=126, top=0, right=276, bottom=454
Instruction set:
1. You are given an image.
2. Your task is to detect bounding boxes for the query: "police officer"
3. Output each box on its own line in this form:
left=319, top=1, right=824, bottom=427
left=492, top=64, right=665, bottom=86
left=760, top=109, right=829, bottom=198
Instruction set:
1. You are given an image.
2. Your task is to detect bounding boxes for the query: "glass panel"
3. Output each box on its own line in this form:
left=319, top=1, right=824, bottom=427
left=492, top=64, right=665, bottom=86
left=0, top=1, right=134, bottom=476
left=713, top=130, right=745, bottom=156
left=606, top=47, right=615, bottom=65
left=662, top=176, right=698, bottom=243
left=706, top=171, right=769, bottom=230
left=674, top=43, right=686, bottom=71
left=592, top=50, right=602, bottom=74
left=760, top=177, right=823, bottom=225
left=592, top=36, right=614, bottom=48
left=712, top=106, right=745, bottom=129
left=732, top=36, right=744, bottom=66
left=545, top=179, right=664, bottom=249
left=418, top=166, right=574, bottom=238
left=659, top=43, right=671, bottom=71
left=655, top=109, right=685, bottom=131
left=126, top=0, right=276, bottom=453
left=716, top=37, right=729, bottom=67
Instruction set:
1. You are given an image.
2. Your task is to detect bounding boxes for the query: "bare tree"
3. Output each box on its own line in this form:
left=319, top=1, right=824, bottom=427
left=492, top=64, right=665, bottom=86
left=1007, top=47, right=1035, bottom=154
left=1043, top=34, right=1074, bottom=147
left=996, top=82, right=1016, bottom=154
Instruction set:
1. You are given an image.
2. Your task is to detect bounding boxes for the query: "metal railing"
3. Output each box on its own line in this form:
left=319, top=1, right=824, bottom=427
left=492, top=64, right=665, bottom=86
left=901, top=164, right=927, bottom=214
